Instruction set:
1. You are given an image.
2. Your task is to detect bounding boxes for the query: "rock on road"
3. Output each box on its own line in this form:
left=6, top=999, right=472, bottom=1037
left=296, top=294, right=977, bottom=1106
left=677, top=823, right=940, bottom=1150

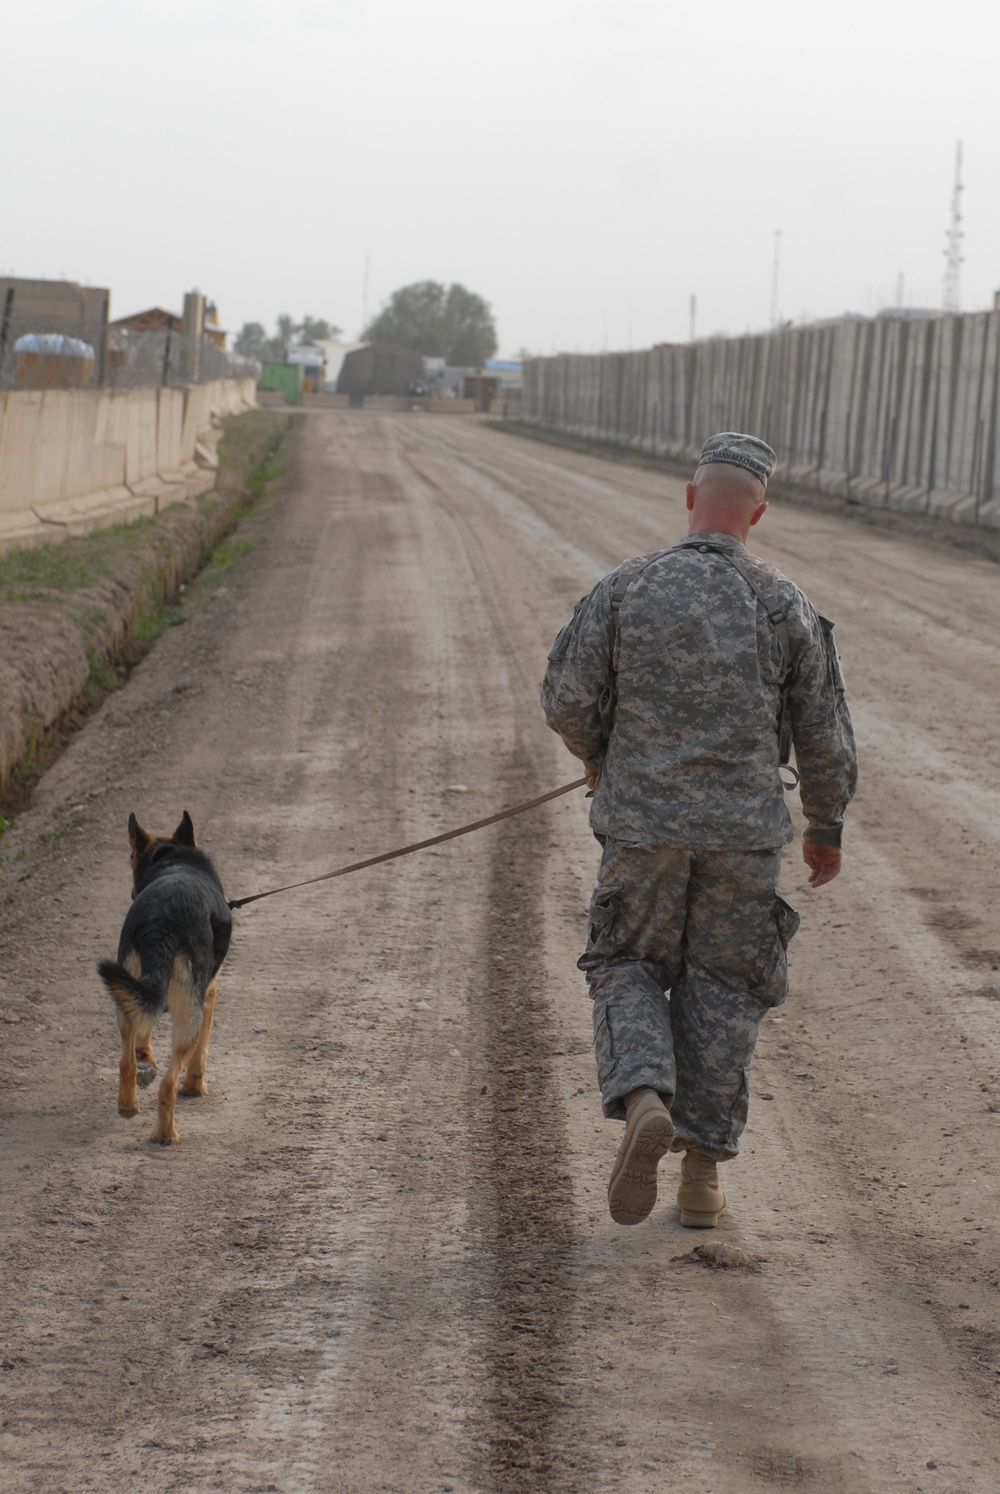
left=1, top=413, right=999, bottom=1493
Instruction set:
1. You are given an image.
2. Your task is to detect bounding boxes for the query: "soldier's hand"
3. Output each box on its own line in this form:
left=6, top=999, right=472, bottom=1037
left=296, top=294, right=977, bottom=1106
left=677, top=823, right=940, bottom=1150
left=803, top=842, right=842, bottom=887
left=585, top=770, right=599, bottom=790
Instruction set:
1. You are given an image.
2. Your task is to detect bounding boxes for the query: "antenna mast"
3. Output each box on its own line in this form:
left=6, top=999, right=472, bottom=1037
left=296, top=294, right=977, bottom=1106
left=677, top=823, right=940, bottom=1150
left=943, top=141, right=963, bottom=313
left=770, top=229, right=781, bottom=329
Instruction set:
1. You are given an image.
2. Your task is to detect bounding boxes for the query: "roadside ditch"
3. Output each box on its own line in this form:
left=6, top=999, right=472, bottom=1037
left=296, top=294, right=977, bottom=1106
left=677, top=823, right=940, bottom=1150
left=0, top=407, right=291, bottom=832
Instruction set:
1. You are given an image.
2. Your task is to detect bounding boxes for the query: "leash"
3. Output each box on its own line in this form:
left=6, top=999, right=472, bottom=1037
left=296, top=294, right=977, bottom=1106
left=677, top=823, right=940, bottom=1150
left=227, top=776, right=588, bottom=910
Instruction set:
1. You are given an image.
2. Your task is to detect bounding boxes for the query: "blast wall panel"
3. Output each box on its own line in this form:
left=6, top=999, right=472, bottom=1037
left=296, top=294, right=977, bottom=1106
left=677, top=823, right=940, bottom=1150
left=0, top=377, right=257, bottom=552
left=521, top=313, right=1000, bottom=528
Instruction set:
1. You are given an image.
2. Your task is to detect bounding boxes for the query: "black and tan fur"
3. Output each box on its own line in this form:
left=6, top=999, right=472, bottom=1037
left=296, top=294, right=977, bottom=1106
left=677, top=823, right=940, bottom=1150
left=97, top=812, right=232, bottom=1144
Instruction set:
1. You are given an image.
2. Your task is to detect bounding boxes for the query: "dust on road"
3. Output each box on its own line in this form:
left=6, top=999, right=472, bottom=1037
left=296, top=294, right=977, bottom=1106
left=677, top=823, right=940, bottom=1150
left=1, top=413, right=999, bottom=1492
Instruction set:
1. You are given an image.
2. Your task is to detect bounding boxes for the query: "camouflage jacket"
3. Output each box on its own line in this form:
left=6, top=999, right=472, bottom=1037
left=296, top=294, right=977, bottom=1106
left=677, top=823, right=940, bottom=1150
left=541, top=531, right=858, bottom=849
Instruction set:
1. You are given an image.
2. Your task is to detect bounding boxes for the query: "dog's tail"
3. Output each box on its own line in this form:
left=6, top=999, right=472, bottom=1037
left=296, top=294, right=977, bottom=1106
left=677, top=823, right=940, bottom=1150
left=97, top=960, right=167, bottom=1026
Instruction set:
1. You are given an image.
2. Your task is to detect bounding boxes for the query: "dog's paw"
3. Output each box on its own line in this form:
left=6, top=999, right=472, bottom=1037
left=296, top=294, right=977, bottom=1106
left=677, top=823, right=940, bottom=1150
left=136, top=1063, right=158, bottom=1090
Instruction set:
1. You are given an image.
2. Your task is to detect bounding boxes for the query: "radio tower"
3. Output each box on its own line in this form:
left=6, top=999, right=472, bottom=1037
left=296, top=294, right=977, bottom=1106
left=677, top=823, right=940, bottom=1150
left=943, top=141, right=964, bottom=313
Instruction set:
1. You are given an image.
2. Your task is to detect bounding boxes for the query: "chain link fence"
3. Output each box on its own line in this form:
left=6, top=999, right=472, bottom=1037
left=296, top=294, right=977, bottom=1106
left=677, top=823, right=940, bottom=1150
left=0, top=299, right=257, bottom=391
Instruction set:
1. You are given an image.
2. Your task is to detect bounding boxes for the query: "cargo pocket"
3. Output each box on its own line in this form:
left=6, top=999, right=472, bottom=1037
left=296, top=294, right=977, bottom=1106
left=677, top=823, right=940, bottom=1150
left=593, top=996, right=617, bottom=1088
left=775, top=895, right=800, bottom=948
left=577, top=881, right=624, bottom=975
left=750, top=896, right=800, bottom=1009
left=546, top=596, right=587, bottom=662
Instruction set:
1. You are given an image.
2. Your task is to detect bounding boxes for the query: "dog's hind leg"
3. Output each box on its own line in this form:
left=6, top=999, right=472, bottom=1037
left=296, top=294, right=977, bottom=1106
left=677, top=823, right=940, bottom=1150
left=117, top=1014, right=139, bottom=1117
left=118, top=949, right=157, bottom=1092
left=151, top=959, right=200, bottom=1144
left=135, top=1038, right=157, bottom=1084
left=181, top=978, right=218, bottom=1097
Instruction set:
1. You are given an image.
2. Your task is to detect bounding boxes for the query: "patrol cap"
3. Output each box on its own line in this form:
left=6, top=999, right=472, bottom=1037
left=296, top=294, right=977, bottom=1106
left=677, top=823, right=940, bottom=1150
left=697, top=431, right=777, bottom=489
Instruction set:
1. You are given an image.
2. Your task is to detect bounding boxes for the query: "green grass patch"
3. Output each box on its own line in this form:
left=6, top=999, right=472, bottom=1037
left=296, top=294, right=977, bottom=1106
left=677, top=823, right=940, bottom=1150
left=0, top=516, right=159, bottom=602
left=211, top=535, right=260, bottom=568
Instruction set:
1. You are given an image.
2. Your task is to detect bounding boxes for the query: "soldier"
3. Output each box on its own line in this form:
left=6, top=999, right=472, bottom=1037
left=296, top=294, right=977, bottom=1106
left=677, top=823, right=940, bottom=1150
left=541, top=432, right=858, bottom=1228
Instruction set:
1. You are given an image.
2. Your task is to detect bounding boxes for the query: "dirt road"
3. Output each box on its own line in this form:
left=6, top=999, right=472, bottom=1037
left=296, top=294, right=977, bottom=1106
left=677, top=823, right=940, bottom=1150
left=2, top=413, right=999, bottom=1493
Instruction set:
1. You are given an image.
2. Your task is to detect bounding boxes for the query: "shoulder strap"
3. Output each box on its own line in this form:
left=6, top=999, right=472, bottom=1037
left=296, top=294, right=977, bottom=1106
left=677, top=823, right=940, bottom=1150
left=708, top=548, right=796, bottom=779
left=711, top=549, right=792, bottom=677
left=610, top=549, right=673, bottom=615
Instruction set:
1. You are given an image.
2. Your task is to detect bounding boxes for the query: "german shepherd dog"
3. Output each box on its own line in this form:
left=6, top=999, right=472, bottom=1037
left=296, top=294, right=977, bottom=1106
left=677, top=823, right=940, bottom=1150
left=97, top=812, right=232, bottom=1144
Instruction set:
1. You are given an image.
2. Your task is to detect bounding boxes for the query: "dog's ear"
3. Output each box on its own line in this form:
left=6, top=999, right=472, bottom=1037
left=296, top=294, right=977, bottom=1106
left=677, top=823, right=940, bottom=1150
left=128, top=812, right=153, bottom=858
left=173, top=811, right=196, bottom=847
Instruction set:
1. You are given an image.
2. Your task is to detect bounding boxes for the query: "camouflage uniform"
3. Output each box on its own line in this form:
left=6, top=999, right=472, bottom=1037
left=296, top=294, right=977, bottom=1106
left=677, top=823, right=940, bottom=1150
left=542, top=530, right=858, bottom=1160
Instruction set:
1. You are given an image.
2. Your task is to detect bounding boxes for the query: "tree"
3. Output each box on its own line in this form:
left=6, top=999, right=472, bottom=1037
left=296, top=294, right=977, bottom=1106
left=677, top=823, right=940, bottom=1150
left=233, top=321, right=268, bottom=360
left=233, top=313, right=343, bottom=363
left=363, top=281, right=497, bottom=367
left=272, top=314, right=297, bottom=361
left=297, top=316, right=341, bottom=344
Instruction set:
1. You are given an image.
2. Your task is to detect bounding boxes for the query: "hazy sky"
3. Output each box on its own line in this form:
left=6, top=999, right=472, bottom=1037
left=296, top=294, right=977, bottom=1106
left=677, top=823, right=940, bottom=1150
left=4, top=0, right=998, bottom=356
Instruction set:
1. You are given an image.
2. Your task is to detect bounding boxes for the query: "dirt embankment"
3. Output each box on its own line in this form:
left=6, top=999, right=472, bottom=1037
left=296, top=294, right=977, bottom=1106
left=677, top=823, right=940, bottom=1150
left=0, top=410, right=289, bottom=809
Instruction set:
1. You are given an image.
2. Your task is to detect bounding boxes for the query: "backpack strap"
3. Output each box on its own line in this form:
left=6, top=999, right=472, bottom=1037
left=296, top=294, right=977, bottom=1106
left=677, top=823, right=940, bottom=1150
left=610, top=550, right=672, bottom=621
left=599, top=552, right=672, bottom=744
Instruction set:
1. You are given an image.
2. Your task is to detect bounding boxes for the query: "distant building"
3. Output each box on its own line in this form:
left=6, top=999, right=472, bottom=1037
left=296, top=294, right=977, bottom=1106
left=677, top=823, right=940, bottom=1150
left=337, top=344, right=425, bottom=403
left=483, top=358, right=523, bottom=390
left=110, top=306, right=179, bottom=334
left=286, top=343, right=325, bottom=393
left=112, top=298, right=228, bottom=351
left=313, top=339, right=367, bottom=392
left=205, top=302, right=226, bottom=351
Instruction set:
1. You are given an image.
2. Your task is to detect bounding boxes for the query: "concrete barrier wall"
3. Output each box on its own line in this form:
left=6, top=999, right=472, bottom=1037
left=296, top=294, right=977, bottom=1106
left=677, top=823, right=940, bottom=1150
left=0, top=375, right=258, bottom=553
left=522, top=314, right=1000, bottom=529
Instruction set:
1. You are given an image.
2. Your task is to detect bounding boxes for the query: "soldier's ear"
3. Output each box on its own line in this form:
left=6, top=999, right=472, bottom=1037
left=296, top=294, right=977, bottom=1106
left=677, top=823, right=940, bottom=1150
left=173, top=811, right=196, bottom=846
left=749, top=499, right=769, bottom=527
left=685, top=482, right=696, bottom=511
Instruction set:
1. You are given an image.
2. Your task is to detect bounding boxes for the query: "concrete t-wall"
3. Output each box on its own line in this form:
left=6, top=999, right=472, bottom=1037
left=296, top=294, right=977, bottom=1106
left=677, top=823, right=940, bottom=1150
left=0, top=375, right=258, bottom=553
left=521, top=313, right=1000, bottom=530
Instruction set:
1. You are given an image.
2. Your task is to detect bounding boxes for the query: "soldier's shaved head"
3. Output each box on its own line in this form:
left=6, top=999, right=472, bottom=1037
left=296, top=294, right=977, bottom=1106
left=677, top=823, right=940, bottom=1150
left=686, top=461, right=768, bottom=541
left=691, top=462, right=765, bottom=504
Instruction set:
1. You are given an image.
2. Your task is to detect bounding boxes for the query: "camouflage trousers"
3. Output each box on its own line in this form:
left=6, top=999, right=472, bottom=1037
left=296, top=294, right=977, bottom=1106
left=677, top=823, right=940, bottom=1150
left=578, top=841, right=799, bottom=1161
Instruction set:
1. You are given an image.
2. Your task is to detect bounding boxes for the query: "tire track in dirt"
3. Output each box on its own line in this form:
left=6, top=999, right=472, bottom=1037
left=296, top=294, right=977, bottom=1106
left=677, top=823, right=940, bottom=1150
left=467, top=741, right=582, bottom=1491
left=383, top=427, right=588, bottom=1486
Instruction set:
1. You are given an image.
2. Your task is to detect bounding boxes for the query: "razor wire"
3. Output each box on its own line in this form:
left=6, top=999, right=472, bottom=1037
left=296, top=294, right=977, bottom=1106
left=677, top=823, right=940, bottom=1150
left=0, top=300, right=258, bottom=391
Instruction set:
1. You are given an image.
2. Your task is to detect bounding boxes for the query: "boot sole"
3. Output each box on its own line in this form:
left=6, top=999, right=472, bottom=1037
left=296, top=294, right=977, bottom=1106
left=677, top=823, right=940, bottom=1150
left=607, top=1112, right=674, bottom=1226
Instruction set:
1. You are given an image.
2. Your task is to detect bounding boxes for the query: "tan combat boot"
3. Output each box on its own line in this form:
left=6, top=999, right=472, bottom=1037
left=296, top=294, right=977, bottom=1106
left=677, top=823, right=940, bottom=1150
left=677, top=1150, right=726, bottom=1228
left=607, top=1087, right=674, bottom=1226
